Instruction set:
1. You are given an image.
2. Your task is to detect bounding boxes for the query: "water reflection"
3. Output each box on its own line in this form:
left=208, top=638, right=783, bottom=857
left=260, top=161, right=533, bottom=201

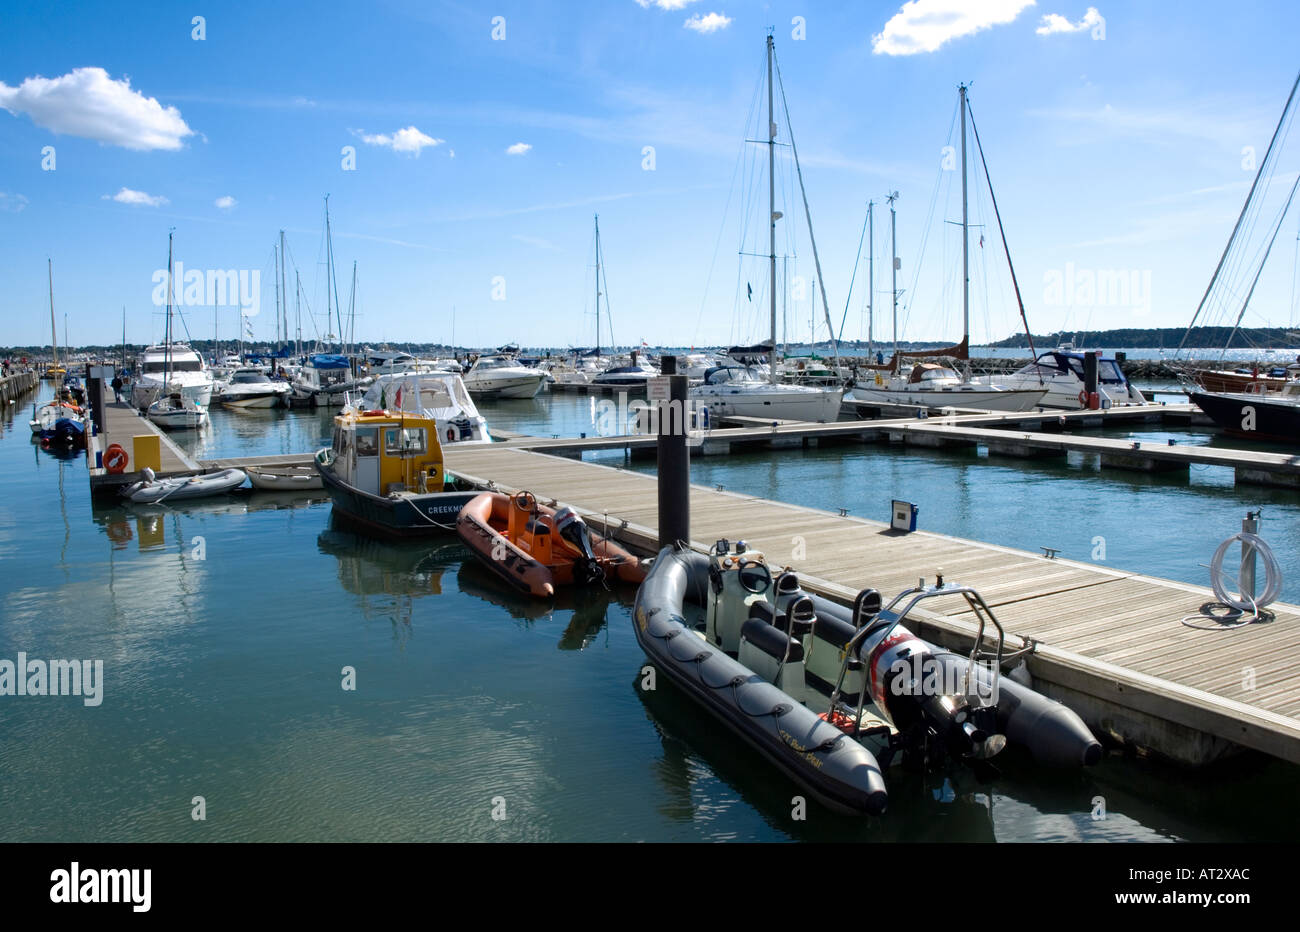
left=456, top=557, right=628, bottom=650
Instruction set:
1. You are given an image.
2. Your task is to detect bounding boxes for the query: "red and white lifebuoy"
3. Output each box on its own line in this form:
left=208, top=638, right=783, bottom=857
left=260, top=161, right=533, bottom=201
left=1077, top=390, right=1088, bottom=407
left=104, top=443, right=129, bottom=474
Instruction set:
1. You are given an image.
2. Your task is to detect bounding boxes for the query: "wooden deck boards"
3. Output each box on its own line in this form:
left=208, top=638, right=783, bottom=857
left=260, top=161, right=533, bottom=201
left=441, top=443, right=1300, bottom=764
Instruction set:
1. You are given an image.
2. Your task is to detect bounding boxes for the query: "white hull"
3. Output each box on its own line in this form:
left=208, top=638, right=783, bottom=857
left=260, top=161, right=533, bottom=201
left=846, top=385, right=1047, bottom=412
left=246, top=466, right=323, bottom=490
left=465, top=373, right=544, bottom=398
left=220, top=389, right=287, bottom=408
left=691, top=384, right=843, bottom=422
left=147, top=407, right=208, bottom=430
left=132, top=376, right=213, bottom=410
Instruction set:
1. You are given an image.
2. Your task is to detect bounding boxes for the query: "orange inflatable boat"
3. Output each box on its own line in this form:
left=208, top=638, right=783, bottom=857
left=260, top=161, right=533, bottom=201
left=456, top=491, right=647, bottom=598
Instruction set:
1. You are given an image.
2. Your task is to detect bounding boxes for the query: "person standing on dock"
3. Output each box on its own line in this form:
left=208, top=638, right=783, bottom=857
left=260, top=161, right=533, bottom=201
left=111, top=372, right=123, bottom=402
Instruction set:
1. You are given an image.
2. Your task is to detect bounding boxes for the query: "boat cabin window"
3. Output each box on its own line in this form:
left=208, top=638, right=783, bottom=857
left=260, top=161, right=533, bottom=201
left=355, top=428, right=378, bottom=457
left=384, top=427, right=427, bottom=456
left=1099, top=361, right=1125, bottom=383
left=143, top=359, right=202, bottom=373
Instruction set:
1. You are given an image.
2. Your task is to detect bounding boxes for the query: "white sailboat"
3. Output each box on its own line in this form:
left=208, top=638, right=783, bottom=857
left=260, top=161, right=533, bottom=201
left=691, top=34, right=843, bottom=424
left=846, top=86, right=1046, bottom=413
left=30, top=259, right=87, bottom=437
left=147, top=233, right=209, bottom=430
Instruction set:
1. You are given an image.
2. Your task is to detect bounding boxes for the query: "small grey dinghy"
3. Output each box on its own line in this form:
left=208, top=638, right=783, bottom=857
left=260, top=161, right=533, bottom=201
left=633, top=542, right=1101, bottom=816
left=121, top=467, right=247, bottom=504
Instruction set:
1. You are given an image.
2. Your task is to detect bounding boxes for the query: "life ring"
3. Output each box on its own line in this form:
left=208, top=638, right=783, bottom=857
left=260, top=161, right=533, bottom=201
left=104, top=443, right=129, bottom=473
left=1077, top=390, right=1088, bottom=407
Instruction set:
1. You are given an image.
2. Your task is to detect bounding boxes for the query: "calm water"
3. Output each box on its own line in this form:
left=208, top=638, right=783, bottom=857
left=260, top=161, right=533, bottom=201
left=1, top=383, right=1297, bottom=842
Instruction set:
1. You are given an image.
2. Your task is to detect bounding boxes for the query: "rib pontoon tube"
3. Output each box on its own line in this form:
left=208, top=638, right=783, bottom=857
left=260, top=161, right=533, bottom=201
left=633, top=546, right=889, bottom=816
left=810, top=597, right=1102, bottom=769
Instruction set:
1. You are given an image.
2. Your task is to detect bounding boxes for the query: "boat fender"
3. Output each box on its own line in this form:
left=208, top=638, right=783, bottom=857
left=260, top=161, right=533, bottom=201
left=447, top=428, right=456, bottom=442
left=105, top=443, right=129, bottom=474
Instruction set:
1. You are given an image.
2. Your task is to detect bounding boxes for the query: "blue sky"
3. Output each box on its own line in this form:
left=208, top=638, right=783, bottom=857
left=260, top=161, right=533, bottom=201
left=2, top=0, right=1299, bottom=351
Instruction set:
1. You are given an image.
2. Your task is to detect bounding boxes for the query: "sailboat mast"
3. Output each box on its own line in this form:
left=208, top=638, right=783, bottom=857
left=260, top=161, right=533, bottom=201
left=164, top=231, right=174, bottom=390
left=121, top=307, right=127, bottom=372
left=274, top=241, right=282, bottom=347
left=48, top=259, right=59, bottom=387
left=767, top=32, right=778, bottom=385
left=279, top=230, right=288, bottom=348
left=594, top=214, right=601, bottom=357
left=960, top=83, right=970, bottom=368
left=889, top=192, right=899, bottom=367
left=867, top=201, right=875, bottom=358
left=349, top=261, right=357, bottom=350
left=325, top=195, right=338, bottom=352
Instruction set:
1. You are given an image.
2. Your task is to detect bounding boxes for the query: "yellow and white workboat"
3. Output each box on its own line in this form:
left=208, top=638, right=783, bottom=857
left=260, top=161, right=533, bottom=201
left=313, top=408, right=479, bottom=537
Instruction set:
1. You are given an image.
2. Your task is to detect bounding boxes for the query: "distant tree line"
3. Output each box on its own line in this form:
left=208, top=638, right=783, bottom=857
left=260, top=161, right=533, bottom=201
left=986, top=327, right=1300, bottom=349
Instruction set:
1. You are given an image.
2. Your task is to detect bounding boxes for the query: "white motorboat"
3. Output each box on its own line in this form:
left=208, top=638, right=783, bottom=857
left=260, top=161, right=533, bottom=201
left=691, top=365, right=843, bottom=422
left=122, top=467, right=246, bottom=503
left=147, top=392, right=208, bottom=430
left=357, top=371, right=492, bottom=443
left=848, top=363, right=1047, bottom=412
left=219, top=367, right=291, bottom=408
left=969, top=347, right=1148, bottom=409
left=592, top=362, right=658, bottom=388
left=130, top=343, right=214, bottom=410
left=463, top=355, right=545, bottom=398
left=291, top=354, right=372, bottom=407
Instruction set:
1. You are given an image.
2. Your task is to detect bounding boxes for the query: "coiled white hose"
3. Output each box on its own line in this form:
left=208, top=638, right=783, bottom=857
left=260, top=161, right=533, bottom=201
left=1209, top=532, right=1282, bottom=612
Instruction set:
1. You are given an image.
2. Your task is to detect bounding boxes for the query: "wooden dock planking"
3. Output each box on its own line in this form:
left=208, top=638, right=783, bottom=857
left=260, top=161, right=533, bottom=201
left=441, top=443, right=1300, bottom=765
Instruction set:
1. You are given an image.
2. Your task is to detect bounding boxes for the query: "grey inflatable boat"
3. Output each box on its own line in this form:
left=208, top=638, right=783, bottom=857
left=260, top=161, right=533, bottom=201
left=633, top=542, right=1101, bottom=817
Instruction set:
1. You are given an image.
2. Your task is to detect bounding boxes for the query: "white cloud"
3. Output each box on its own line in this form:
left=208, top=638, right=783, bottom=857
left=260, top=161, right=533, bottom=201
left=635, top=0, right=700, bottom=9
left=872, top=0, right=1036, bottom=56
left=506, top=142, right=532, bottom=155
left=1037, top=7, right=1103, bottom=34
left=102, top=187, right=168, bottom=207
left=0, top=192, right=28, bottom=213
left=357, top=125, right=444, bottom=155
left=215, top=195, right=237, bottom=210
left=0, top=67, right=193, bottom=150
left=684, top=12, right=731, bottom=33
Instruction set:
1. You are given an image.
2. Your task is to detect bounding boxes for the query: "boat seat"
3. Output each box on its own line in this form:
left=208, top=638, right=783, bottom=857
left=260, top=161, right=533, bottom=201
left=748, top=599, right=815, bottom=639
left=740, top=618, right=804, bottom=664
left=525, top=519, right=550, bottom=536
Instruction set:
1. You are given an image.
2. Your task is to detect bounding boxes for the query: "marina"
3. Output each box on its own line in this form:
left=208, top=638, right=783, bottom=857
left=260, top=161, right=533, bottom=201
left=5, top=2, right=1300, bottom=864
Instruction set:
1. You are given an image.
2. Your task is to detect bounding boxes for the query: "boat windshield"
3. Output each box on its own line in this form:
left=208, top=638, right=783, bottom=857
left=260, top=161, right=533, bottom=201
left=474, top=356, right=510, bottom=370
left=231, top=371, right=269, bottom=384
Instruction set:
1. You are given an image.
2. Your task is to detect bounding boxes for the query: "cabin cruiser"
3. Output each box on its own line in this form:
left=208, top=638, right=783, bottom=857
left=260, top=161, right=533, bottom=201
left=218, top=367, right=291, bottom=408
left=847, top=363, right=1048, bottom=412
left=971, top=348, right=1148, bottom=409
left=690, top=365, right=843, bottom=422
left=130, top=343, right=214, bottom=410
left=592, top=362, right=658, bottom=388
left=314, top=407, right=481, bottom=536
left=1189, top=378, right=1300, bottom=445
left=356, top=372, right=491, bottom=444
left=463, top=354, right=545, bottom=399
left=290, top=354, right=372, bottom=407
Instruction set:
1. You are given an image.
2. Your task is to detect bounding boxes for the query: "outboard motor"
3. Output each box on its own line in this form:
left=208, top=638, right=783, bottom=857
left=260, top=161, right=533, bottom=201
left=554, top=506, right=604, bottom=587
left=863, top=624, right=1006, bottom=770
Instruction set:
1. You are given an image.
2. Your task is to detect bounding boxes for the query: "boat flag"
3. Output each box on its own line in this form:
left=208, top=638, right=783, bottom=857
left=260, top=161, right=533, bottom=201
left=395, top=385, right=403, bottom=409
